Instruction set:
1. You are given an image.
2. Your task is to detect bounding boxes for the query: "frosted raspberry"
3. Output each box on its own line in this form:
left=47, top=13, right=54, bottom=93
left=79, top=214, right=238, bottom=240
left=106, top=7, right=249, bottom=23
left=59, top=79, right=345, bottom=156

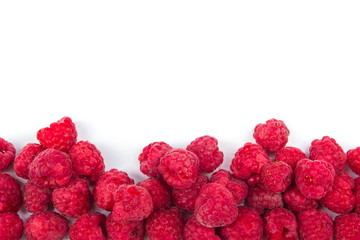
left=219, top=206, right=263, bottom=240
left=93, top=169, right=134, bottom=211
left=0, top=173, right=22, bottom=212
left=112, top=185, right=153, bottom=222
left=245, top=184, right=283, bottom=213
left=69, top=141, right=105, bottom=183
left=29, top=148, right=73, bottom=188
left=139, top=142, right=172, bottom=178
left=137, top=178, right=171, bottom=210
left=283, top=185, right=318, bottom=213
left=297, top=209, right=333, bottom=240
left=355, top=177, right=360, bottom=214
left=261, top=161, right=293, bottom=193
left=158, top=148, right=199, bottom=189
left=347, top=147, right=360, bottom=175
left=183, top=215, right=221, bottom=240
left=186, top=135, right=223, bottom=173
left=0, top=212, right=23, bottom=240
left=275, top=146, right=307, bottom=169
left=24, top=179, right=52, bottom=213
left=69, top=212, right=106, bottom=240
left=194, top=183, right=238, bottom=228
left=294, top=159, right=335, bottom=200
left=14, top=143, right=43, bottom=179
left=172, top=173, right=208, bottom=212
left=24, top=211, right=69, bottom=240
left=253, top=118, right=290, bottom=153
left=334, top=213, right=360, bottom=240
left=106, top=213, right=145, bottom=240
left=52, top=177, right=91, bottom=218
left=230, top=142, right=271, bottom=180
left=0, top=138, right=16, bottom=172
left=36, top=116, right=77, bottom=152
left=309, top=136, right=346, bottom=173
left=263, top=208, right=298, bottom=240
left=145, top=207, right=184, bottom=240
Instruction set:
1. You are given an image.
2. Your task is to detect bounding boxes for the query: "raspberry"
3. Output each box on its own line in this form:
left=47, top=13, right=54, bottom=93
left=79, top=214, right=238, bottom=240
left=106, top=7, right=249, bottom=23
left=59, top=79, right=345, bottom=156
left=253, top=118, right=290, bottom=153
left=69, top=141, right=105, bottom=183
left=219, top=206, right=263, bottom=240
left=106, top=213, right=145, bottom=240
left=93, top=169, right=134, bottom=211
left=112, top=185, right=153, bottom=222
left=24, top=211, right=69, bottom=240
left=183, top=215, right=221, bottom=240
left=334, top=213, right=360, bottom=240
left=309, top=136, right=346, bottom=173
left=194, top=183, right=238, bottom=228
left=0, top=138, right=16, bottom=172
left=261, top=161, right=293, bottom=193
left=294, top=159, right=335, bottom=200
left=186, top=135, right=223, bottom=173
left=14, top=143, right=43, bottom=179
left=297, top=209, right=333, bottom=240
left=347, top=147, right=360, bottom=175
left=0, top=212, right=23, bottom=240
left=24, top=179, right=52, bottom=213
left=263, top=208, right=298, bottom=240
left=275, top=146, right=307, bottom=169
left=145, top=207, right=184, bottom=240
left=137, top=178, right=171, bottom=211
left=172, top=173, right=208, bottom=212
left=69, top=212, right=106, bottom=240
left=230, top=142, right=271, bottom=180
left=139, top=142, right=172, bottom=178
left=355, top=177, right=360, bottom=214
left=283, top=185, right=318, bottom=213
left=158, top=148, right=199, bottom=189
left=245, top=184, right=283, bottom=213
left=52, top=177, right=91, bottom=218
left=29, top=148, right=73, bottom=188
left=0, top=173, right=22, bottom=212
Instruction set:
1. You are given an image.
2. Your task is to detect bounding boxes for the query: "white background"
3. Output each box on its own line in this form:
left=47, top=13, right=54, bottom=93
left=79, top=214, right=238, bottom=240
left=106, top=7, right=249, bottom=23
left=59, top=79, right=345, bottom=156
left=1, top=1, right=360, bottom=239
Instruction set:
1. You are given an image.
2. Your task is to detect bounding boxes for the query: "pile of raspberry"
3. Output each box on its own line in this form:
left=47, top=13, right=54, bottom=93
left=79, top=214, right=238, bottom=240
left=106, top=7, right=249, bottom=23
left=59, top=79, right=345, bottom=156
left=1, top=117, right=360, bottom=240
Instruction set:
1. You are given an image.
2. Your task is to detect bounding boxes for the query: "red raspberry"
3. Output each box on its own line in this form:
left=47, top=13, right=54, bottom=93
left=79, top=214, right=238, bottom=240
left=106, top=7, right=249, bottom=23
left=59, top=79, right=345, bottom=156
left=275, top=146, right=307, bottom=169
left=355, top=177, right=360, bottom=214
left=320, top=172, right=355, bottom=214
left=309, top=136, right=346, bottom=173
left=194, top=183, right=238, bottom=228
left=106, top=213, right=145, bottom=240
left=347, top=147, right=360, bottom=175
left=183, top=215, right=221, bottom=240
left=37, top=116, right=77, bottom=152
left=93, top=169, right=134, bottom=211
left=186, top=135, right=224, bottom=173
left=219, top=206, right=263, bottom=240
left=261, top=161, right=293, bottom=193
left=0, top=212, right=23, bottom=240
left=245, top=184, right=283, bottom=213
left=69, top=212, right=106, bottom=240
left=172, top=173, right=208, bottom=212
left=334, top=213, right=360, bottom=240
left=230, top=142, right=271, bottom=180
left=158, top=148, right=199, bottom=189
left=29, top=148, right=73, bottom=188
left=297, top=209, right=333, bottom=240
left=139, top=142, right=172, bottom=178
left=294, top=159, right=335, bottom=200
left=14, top=143, right=43, bottom=179
left=0, top=173, right=22, bottom=212
left=253, top=118, right=290, bottom=153
left=263, top=208, right=298, bottom=240
left=145, top=207, right=184, bottom=240
left=69, top=141, right=105, bottom=183
left=137, top=178, right=172, bottom=211
left=112, top=185, right=153, bottom=222
left=24, top=211, right=69, bottom=240
left=52, top=177, right=91, bottom=218
left=283, top=185, right=318, bottom=213
left=0, top=138, right=16, bottom=172
left=24, top=179, right=52, bottom=213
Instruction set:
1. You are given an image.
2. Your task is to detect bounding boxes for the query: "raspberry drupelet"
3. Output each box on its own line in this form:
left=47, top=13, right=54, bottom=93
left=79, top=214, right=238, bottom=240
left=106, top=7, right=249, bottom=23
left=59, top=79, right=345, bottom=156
left=0, top=137, right=16, bottom=172
left=69, top=212, right=106, bottom=240
left=24, top=179, right=52, bottom=213
left=137, top=178, right=172, bottom=211
left=106, top=213, right=145, bottom=240
left=261, top=161, right=293, bottom=193
left=263, top=208, right=298, bottom=240
left=0, top=173, right=22, bottom=213
left=0, top=212, right=23, bottom=240
left=183, top=215, right=221, bottom=240
left=14, top=143, right=43, bottom=179
left=297, top=209, right=333, bottom=240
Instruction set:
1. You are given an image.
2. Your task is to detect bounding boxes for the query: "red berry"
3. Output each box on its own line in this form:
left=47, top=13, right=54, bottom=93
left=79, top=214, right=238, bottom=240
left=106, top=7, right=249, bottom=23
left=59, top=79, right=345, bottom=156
left=245, top=184, right=283, bottom=213
left=297, top=209, right=333, bottom=240
left=0, top=212, right=23, bottom=240
left=347, top=147, right=360, bottom=175
left=0, top=173, right=22, bottom=212
left=14, top=143, right=43, bottom=179
left=183, top=215, right=221, bottom=240
left=24, top=179, right=52, bottom=213
left=261, top=161, right=293, bottom=193
left=0, top=138, right=16, bottom=172
left=106, top=213, right=145, bottom=240
left=275, top=146, right=307, bottom=169
left=263, top=208, right=298, bottom=240
left=69, top=212, right=106, bottom=240
left=283, top=185, right=318, bottom=213
left=139, top=142, right=172, bottom=178
left=355, top=177, right=360, bottom=214
left=334, top=213, right=360, bottom=240
left=137, top=178, right=172, bottom=211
